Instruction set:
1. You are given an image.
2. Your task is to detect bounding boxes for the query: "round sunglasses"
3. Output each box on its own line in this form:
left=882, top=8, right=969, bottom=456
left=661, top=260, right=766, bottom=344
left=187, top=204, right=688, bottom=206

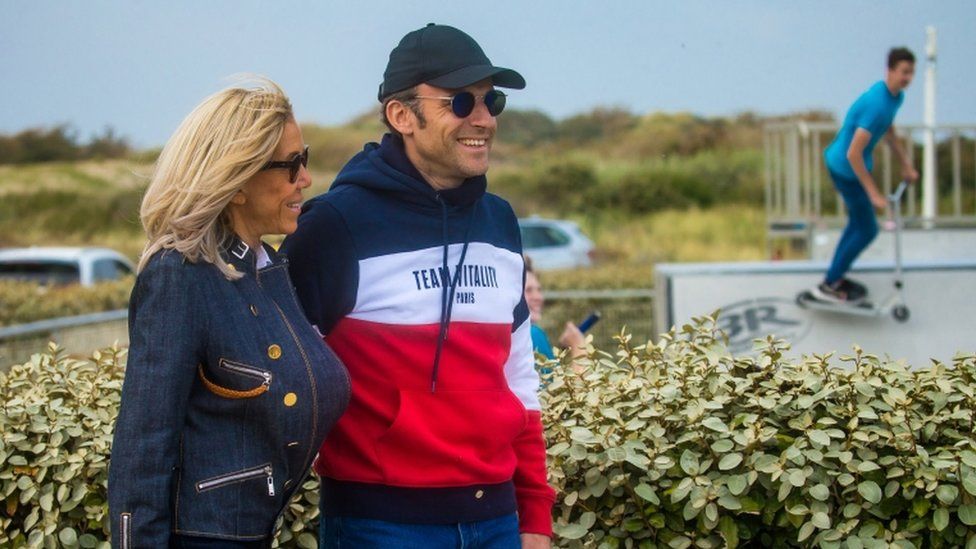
left=414, top=89, right=507, bottom=118
left=260, top=145, right=309, bottom=183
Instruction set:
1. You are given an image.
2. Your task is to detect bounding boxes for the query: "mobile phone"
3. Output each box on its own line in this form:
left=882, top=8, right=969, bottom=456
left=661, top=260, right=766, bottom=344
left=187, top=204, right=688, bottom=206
left=578, top=311, right=601, bottom=333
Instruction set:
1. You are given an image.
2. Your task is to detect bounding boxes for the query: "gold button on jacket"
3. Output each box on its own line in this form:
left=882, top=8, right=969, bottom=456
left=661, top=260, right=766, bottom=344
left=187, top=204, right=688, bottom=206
left=267, top=344, right=282, bottom=360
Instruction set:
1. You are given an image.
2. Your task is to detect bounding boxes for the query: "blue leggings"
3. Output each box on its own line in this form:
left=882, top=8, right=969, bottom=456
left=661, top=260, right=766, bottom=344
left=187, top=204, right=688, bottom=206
left=826, top=171, right=878, bottom=284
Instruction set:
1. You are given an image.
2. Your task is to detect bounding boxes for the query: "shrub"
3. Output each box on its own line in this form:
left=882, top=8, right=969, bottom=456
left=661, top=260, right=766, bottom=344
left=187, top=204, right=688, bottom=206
left=497, top=109, right=559, bottom=148
left=493, top=159, right=599, bottom=215
left=0, top=345, right=322, bottom=548
left=4, top=318, right=976, bottom=547
left=542, top=316, right=976, bottom=547
left=0, top=345, right=124, bottom=548
left=588, top=167, right=710, bottom=214
left=0, top=126, right=130, bottom=165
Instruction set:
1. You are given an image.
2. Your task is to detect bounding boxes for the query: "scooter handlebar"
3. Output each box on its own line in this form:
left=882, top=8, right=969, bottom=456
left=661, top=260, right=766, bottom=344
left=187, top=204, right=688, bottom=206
left=888, top=180, right=909, bottom=205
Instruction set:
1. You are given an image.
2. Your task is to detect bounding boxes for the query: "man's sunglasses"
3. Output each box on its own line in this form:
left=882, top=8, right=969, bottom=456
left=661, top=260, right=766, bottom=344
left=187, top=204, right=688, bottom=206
left=414, top=90, right=507, bottom=118
left=261, top=145, right=309, bottom=183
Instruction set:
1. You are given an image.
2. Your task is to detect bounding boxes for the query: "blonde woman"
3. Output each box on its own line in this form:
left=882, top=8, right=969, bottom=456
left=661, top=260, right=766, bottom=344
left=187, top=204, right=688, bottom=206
left=108, top=78, right=350, bottom=548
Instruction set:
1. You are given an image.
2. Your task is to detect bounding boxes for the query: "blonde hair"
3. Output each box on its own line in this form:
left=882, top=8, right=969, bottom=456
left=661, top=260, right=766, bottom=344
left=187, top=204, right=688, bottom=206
left=138, top=76, right=293, bottom=280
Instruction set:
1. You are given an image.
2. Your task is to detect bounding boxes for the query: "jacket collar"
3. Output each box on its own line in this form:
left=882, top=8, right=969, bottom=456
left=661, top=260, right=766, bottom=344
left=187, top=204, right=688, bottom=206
left=220, top=234, right=278, bottom=275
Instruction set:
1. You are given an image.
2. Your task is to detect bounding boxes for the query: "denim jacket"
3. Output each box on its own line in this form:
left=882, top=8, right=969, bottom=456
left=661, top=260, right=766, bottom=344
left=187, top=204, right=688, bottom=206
left=108, top=239, right=350, bottom=547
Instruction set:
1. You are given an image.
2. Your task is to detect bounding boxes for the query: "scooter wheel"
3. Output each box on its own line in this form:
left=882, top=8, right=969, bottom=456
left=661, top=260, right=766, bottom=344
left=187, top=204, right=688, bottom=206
left=892, top=305, right=910, bottom=322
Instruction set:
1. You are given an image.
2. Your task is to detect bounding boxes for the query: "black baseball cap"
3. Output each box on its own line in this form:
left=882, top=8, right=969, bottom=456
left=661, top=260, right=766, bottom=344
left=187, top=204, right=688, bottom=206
left=378, top=23, right=526, bottom=101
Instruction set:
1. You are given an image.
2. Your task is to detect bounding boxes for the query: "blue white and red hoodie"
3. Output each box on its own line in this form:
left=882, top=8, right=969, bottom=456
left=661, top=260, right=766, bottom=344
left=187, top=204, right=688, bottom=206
left=281, top=134, right=555, bottom=536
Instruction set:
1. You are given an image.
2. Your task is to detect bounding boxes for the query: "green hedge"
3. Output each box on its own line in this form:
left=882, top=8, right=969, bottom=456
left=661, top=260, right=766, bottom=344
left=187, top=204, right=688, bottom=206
left=2, top=317, right=976, bottom=547
left=0, top=279, right=133, bottom=328
left=543, top=318, right=976, bottom=548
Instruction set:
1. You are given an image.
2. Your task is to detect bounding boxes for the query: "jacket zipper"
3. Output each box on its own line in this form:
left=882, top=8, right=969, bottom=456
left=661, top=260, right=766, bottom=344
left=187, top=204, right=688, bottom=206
left=267, top=300, right=320, bottom=461
left=219, top=359, right=272, bottom=388
left=283, top=277, right=352, bottom=397
left=196, top=464, right=275, bottom=496
left=266, top=298, right=324, bottom=532
left=255, top=258, right=328, bottom=535
left=119, top=512, right=131, bottom=549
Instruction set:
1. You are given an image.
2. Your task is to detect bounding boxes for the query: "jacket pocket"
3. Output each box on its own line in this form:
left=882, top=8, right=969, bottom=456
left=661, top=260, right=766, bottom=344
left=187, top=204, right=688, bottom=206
left=198, top=359, right=271, bottom=399
left=195, top=463, right=276, bottom=496
left=374, top=389, right=527, bottom=485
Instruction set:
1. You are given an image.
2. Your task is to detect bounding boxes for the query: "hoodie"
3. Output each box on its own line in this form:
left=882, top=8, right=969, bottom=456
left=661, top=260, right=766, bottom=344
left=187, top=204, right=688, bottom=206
left=280, top=135, right=555, bottom=536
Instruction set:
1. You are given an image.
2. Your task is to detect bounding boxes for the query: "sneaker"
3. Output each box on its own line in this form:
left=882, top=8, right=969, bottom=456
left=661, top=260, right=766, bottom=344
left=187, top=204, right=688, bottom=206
left=839, top=278, right=867, bottom=302
left=812, top=281, right=849, bottom=304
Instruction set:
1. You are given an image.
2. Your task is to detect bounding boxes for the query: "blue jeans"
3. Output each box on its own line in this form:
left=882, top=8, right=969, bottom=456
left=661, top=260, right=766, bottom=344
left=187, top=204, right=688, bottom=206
left=826, top=171, right=879, bottom=284
left=318, top=514, right=520, bottom=549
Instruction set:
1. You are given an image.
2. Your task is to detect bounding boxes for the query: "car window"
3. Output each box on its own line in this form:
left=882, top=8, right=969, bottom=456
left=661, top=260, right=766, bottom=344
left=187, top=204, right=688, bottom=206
left=545, top=227, right=571, bottom=246
left=93, top=258, right=129, bottom=282
left=521, top=225, right=569, bottom=249
left=0, top=261, right=81, bottom=285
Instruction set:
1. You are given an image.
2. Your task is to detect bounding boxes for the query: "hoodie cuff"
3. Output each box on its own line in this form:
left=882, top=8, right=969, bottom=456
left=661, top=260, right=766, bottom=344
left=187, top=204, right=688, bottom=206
left=517, top=493, right=554, bottom=537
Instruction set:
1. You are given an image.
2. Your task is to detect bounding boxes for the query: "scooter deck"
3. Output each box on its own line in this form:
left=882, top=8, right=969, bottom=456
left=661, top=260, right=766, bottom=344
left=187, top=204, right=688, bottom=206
left=796, top=291, right=879, bottom=316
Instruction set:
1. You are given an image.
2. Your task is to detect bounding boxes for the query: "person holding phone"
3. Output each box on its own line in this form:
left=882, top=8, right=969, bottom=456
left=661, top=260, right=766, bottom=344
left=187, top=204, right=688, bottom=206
left=523, top=256, right=590, bottom=362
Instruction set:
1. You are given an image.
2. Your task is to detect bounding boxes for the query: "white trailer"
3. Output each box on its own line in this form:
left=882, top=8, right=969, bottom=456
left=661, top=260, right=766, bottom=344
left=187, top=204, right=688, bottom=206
left=654, top=260, right=976, bottom=366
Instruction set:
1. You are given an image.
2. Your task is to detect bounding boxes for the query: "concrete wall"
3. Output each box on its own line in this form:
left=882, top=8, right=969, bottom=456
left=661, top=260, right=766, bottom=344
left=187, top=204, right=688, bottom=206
left=0, top=312, right=128, bottom=371
left=655, top=260, right=976, bottom=366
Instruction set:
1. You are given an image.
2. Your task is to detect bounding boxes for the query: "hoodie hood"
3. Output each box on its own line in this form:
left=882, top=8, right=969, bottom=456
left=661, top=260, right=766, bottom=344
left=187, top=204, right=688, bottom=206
left=330, top=133, right=484, bottom=391
left=331, top=133, right=487, bottom=210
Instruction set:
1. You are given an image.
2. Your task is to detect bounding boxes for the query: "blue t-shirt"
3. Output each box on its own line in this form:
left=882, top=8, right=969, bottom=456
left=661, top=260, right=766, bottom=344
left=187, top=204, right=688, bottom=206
left=824, top=81, right=904, bottom=180
left=530, top=323, right=555, bottom=360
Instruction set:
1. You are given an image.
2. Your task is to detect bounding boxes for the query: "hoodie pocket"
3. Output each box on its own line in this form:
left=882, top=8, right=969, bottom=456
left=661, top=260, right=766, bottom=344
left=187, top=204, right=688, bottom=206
left=198, top=359, right=271, bottom=399
left=374, top=389, right=527, bottom=485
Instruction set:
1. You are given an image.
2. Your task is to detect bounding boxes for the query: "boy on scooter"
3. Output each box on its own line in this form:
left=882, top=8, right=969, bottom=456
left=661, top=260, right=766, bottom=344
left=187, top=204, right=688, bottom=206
left=814, top=47, right=919, bottom=304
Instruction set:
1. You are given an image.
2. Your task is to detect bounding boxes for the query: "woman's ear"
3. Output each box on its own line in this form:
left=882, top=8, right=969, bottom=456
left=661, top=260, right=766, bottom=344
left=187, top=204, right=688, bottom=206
left=229, top=189, right=247, bottom=205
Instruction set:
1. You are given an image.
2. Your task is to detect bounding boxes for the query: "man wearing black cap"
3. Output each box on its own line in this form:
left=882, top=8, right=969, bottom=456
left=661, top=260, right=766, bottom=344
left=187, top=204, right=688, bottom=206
left=282, top=24, right=554, bottom=548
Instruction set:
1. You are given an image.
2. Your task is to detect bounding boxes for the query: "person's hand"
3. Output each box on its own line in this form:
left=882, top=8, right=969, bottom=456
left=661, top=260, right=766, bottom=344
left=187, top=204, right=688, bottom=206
left=558, top=322, right=586, bottom=357
left=868, top=190, right=888, bottom=211
left=903, top=165, right=919, bottom=183
left=521, top=533, right=551, bottom=549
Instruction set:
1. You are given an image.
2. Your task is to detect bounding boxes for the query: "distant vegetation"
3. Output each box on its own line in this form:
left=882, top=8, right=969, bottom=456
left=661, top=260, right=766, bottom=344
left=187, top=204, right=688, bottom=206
left=1, top=106, right=971, bottom=296
left=300, top=107, right=838, bottom=219
left=0, top=125, right=131, bottom=164
left=0, top=108, right=803, bottom=294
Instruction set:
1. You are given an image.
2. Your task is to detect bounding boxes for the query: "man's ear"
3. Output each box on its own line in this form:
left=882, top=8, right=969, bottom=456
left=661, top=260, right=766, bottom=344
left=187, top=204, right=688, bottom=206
left=386, top=100, right=417, bottom=136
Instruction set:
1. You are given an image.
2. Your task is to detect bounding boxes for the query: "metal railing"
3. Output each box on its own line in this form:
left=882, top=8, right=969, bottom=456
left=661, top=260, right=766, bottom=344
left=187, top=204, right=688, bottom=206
left=540, top=289, right=656, bottom=351
left=0, top=309, right=128, bottom=370
left=764, top=121, right=976, bottom=230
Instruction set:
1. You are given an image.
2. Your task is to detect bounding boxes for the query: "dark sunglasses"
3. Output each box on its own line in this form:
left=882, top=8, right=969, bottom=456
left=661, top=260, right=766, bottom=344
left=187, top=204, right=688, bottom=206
left=415, top=89, right=507, bottom=118
left=261, top=145, right=309, bottom=183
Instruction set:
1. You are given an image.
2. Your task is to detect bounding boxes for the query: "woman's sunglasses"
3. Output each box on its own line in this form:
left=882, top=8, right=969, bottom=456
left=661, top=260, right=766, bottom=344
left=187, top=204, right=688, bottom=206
left=415, top=89, right=507, bottom=118
left=261, top=145, right=309, bottom=183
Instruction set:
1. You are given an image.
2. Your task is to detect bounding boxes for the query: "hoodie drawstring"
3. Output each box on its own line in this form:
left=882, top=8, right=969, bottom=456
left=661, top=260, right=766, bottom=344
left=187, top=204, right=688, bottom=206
left=431, top=195, right=473, bottom=392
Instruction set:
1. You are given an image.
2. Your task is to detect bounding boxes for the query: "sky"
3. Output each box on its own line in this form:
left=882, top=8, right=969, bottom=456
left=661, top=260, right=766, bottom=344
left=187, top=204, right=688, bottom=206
left=2, top=1, right=975, bottom=148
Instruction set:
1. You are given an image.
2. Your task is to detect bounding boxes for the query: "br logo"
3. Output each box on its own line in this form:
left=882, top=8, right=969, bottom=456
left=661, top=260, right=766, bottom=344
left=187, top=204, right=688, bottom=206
left=715, top=297, right=812, bottom=354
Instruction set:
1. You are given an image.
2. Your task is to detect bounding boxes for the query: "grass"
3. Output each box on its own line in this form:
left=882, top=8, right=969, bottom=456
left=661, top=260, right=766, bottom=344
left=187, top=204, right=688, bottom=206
left=537, top=205, right=767, bottom=291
